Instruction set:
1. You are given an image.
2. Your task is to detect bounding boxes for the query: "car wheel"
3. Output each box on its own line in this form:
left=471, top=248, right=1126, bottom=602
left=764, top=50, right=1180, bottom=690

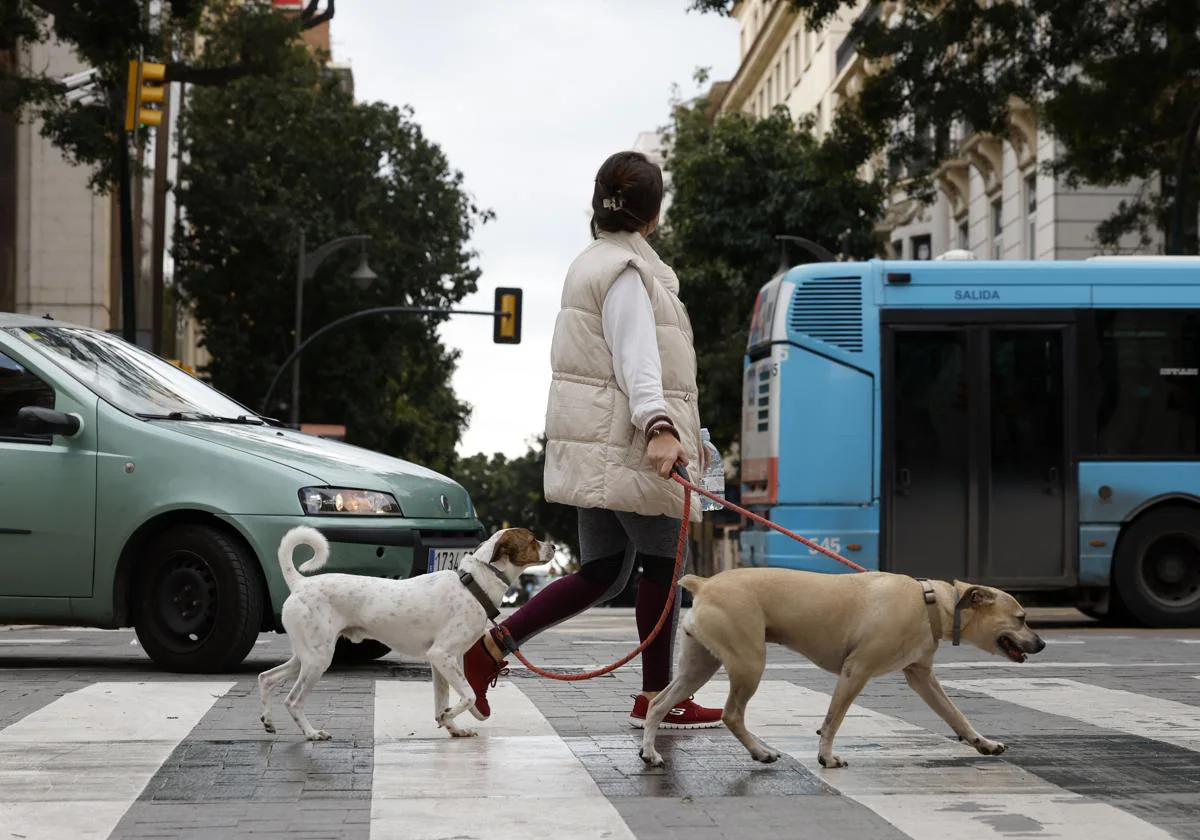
left=133, top=524, right=264, bottom=673
left=333, top=638, right=391, bottom=664
left=1112, top=506, right=1200, bottom=628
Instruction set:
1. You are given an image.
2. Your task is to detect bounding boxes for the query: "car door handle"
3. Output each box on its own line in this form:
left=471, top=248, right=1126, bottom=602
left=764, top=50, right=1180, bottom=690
left=1045, top=466, right=1059, bottom=496
left=898, top=467, right=911, bottom=497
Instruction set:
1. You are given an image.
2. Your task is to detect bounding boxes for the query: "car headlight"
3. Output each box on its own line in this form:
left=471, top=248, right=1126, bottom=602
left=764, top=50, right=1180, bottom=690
left=299, top=487, right=402, bottom=516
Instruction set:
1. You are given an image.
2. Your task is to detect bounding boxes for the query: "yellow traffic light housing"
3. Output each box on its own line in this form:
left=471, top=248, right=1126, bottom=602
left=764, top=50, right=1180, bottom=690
left=124, top=59, right=167, bottom=131
left=493, top=287, right=522, bottom=344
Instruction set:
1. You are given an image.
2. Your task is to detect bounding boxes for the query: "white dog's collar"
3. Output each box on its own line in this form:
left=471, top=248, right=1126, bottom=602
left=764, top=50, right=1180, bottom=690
left=458, top=568, right=501, bottom=620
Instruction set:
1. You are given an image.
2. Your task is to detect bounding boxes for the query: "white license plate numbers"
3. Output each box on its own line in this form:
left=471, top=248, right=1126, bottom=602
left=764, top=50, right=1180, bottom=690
left=427, top=547, right=470, bottom=573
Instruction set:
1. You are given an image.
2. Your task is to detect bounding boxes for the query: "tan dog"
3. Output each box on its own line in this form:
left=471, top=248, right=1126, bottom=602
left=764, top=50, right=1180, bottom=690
left=639, top=567, right=1045, bottom=769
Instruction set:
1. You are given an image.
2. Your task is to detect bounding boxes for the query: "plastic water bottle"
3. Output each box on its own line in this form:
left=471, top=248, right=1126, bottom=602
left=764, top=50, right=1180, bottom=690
left=699, top=428, right=725, bottom=513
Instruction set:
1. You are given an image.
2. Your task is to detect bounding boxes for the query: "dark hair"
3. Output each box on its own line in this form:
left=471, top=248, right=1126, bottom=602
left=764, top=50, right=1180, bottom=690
left=590, top=150, right=664, bottom=237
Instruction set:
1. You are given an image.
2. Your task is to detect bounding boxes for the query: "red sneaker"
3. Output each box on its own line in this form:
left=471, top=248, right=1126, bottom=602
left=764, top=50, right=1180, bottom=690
left=629, top=694, right=724, bottom=729
left=462, top=638, right=508, bottom=720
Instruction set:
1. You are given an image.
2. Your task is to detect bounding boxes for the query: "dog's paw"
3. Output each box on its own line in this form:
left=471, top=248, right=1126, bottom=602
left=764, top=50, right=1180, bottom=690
left=260, top=715, right=276, bottom=734
left=448, top=727, right=477, bottom=738
left=639, top=747, right=665, bottom=768
left=305, top=729, right=332, bottom=742
left=751, top=746, right=781, bottom=764
left=817, top=752, right=847, bottom=769
left=972, top=736, right=1006, bottom=756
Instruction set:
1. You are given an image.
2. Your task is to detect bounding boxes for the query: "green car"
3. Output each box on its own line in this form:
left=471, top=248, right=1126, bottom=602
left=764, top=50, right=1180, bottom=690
left=0, top=312, right=485, bottom=673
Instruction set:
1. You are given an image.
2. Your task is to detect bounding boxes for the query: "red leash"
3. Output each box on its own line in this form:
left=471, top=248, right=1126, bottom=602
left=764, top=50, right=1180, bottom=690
left=492, top=467, right=866, bottom=682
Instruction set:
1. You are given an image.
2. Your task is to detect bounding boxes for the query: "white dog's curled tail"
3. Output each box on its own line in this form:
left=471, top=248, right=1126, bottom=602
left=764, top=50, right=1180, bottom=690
left=278, top=525, right=329, bottom=589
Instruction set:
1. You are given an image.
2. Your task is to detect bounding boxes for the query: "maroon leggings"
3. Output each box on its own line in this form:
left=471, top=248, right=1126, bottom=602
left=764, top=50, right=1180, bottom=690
left=490, top=551, right=679, bottom=692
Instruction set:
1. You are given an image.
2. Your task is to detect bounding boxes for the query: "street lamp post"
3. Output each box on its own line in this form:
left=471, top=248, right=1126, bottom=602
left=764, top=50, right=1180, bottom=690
left=1170, top=101, right=1200, bottom=256
left=292, top=231, right=379, bottom=427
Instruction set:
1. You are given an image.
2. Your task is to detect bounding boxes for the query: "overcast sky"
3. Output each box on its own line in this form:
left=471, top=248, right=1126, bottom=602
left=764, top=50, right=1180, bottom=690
left=331, top=1, right=740, bottom=459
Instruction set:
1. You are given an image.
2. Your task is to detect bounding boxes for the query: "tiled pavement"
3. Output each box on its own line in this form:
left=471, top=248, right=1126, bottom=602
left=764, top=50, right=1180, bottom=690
left=1, top=610, right=1199, bottom=839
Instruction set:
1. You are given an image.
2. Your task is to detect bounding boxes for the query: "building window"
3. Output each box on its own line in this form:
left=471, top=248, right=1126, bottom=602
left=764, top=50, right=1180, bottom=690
left=0, top=352, right=55, bottom=443
left=891, top=239, right=903, bottom=259
left=957, top=218, right=970, bottom=251
left=1025, top=173, right=1037, bottom=259
left=1090, top=309, right=1200, bottom=457
left=784, top=47, right=792, bottom=88
left=911, top=234, right=932, bottom=261
left=793, top=32, right=802, bottom=77
left=991, top=197, right=1003, bottom=259
left=775, top=61, right=783, bottom=101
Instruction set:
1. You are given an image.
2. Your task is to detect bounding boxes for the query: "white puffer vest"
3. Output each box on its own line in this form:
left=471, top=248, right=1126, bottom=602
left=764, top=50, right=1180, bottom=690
left=543, top=229, right=702, bottom=523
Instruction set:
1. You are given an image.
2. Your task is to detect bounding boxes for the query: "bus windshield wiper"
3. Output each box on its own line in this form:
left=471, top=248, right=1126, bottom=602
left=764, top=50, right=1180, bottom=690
left=136, top=411, right=266, bottom=425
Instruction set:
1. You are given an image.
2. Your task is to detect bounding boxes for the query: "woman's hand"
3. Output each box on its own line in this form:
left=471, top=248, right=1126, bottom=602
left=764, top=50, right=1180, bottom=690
left=647, top=432, right=688, bottom=479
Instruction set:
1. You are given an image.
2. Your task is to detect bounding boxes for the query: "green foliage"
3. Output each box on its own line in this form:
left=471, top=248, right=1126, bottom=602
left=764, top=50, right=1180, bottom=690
left=688, top=0, right=1200, bottom=251
left=656, top=84, right=883, bottom=449
left=454, top=437, right=580, bottom=561
left=0, top=0, right=326, bottom=190
left=173, top=33, right=490, bottom=471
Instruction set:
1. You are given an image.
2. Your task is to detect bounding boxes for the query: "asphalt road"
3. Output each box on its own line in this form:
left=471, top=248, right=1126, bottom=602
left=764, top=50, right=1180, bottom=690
left=1, top=607, right=1198, bottom=840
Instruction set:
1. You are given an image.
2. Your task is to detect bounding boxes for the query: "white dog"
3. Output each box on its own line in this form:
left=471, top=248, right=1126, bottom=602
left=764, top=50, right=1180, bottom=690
left=258, top=525, right=554, bottom=741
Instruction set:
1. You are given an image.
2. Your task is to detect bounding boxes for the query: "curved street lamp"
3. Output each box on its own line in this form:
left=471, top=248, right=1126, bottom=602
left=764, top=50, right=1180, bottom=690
left=292, top=232, right=378, bottom=426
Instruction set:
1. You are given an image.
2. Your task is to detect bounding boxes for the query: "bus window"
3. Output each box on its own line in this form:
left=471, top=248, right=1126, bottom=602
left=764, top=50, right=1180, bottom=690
left=1090, top=309, right=1200, bottom=457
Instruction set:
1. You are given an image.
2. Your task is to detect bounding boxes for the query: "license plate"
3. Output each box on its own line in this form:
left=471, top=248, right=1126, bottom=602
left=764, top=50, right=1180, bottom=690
left=427, top=547, right=471, bottom=574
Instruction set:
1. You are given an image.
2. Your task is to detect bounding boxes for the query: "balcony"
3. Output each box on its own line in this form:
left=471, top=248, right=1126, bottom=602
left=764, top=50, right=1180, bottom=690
left=836, top=1, right=881, bottom=75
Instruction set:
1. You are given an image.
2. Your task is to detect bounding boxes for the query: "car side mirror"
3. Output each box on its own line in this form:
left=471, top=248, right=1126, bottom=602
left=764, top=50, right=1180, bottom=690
left=17, top=406, right=82, bottom=439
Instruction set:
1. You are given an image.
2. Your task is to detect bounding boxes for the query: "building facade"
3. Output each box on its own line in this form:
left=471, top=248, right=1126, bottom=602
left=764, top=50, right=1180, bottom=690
left=715, top=0, right=1158, bottom=261
left=3, top=37, right=114, bottom=329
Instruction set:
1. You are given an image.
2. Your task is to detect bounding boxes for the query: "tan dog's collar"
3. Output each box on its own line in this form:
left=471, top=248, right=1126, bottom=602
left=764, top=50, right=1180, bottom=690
left=915, top=578, right=944, bottom=643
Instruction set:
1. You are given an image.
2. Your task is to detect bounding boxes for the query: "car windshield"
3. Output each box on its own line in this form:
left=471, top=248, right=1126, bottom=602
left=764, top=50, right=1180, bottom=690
left=7, top=325, right=263, bottom=422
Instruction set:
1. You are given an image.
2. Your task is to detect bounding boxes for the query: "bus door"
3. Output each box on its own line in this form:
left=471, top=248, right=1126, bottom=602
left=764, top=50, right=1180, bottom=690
left=881, top=313, right=1076, bottom=588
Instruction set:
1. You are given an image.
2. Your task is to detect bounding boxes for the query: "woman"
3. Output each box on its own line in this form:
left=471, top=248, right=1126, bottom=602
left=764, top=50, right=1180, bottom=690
left=463, top=150, right=723, bottom=729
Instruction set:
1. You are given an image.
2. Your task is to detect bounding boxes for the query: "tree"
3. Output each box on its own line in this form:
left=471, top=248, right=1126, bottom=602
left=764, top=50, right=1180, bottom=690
left=655, top=79, right=883, bottom=450
left=0, top=0, right=335, bottom=190
left=688, top=1, right=1200, bottom=252
left=172, top=32, right=490, bottom=472
left=455, top=437, right=581, bottom=563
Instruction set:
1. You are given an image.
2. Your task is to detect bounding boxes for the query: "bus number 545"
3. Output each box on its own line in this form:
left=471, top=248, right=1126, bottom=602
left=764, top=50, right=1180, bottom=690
left=807, top=537, right=842, bottom=556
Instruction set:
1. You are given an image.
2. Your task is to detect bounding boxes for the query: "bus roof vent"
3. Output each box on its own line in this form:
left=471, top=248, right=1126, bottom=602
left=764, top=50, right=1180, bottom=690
left=934, top=249, right=977, bottom=260
left=788, top=275, right=863, bottom=353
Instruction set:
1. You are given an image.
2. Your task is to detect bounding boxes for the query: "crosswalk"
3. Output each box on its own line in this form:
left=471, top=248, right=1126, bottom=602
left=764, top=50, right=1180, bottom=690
left=0, top=671, right=1196, bottom=840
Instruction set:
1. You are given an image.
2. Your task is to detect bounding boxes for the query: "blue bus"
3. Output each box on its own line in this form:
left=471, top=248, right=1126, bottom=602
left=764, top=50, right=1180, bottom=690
left=739, top=252, right=1200, bottom=627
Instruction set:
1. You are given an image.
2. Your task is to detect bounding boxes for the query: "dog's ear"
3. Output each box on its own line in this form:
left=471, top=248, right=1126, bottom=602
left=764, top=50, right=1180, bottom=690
left=954, top=585, right=996, bottom=611
left=494, top=529, right=541, bottom=566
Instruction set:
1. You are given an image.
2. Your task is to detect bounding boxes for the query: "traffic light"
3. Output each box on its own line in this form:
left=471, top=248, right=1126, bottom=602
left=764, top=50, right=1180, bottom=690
left=124, top=59, right=167, bottom=131
left=494, top=287, right=522, bottom=344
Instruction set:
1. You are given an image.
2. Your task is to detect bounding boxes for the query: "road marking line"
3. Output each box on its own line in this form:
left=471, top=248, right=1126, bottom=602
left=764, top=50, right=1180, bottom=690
left=943, top=677, right=1200, bottom=752
left=0, top=639, right=69, bottom=645
left=683, top=680, right=1175, bottom=840
left=0, top=680, right=233, bottom=840
left=371, top=680, right=635, bottom=840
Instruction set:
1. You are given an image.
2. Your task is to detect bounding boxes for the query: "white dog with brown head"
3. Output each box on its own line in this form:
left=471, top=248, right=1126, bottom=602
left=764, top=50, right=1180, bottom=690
left=638, top=567, right=1046, bottom=769
left=259, top=526, right=554, bottom=741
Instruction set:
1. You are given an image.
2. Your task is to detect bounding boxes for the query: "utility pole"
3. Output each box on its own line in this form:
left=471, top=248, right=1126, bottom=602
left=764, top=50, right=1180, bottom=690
left=150, top=69, right=173, bottom=354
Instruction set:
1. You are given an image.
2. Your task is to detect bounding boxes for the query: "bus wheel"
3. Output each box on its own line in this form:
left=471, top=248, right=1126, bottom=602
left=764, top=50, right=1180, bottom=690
left=1113, top=507, right=1200, bottom=628
left=133, top=524, right=264, bottom=673
left=333, top=638, right=391, bottom=664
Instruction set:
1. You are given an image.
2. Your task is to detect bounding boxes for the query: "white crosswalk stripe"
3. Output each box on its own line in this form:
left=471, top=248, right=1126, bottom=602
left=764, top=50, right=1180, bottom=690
left=0, top=680, right=234, bottom=840
left=370, top=680, right=636, bottom=840
left=942, top=677, right=1200, bottom=751
left=689, top=680, right=1177, bottom=840
left=0, top=672, right=1196, bottom=840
